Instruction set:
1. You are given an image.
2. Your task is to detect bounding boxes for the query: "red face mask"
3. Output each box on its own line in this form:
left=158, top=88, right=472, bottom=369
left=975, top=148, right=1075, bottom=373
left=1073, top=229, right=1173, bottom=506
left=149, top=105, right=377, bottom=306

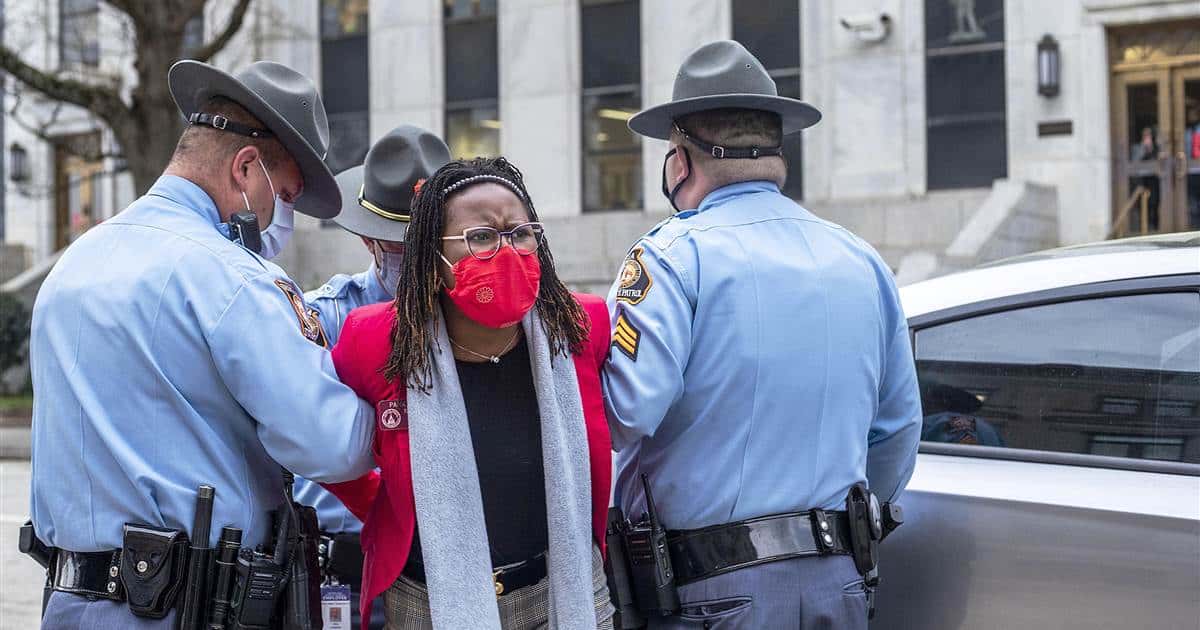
left=441, top=246, right=542, bottom=328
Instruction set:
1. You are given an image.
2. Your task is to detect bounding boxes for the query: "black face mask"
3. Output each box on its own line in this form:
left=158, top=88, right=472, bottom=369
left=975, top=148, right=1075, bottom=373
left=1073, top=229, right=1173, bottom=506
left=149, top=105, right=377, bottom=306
left=660, top=146, right=693, bottom=214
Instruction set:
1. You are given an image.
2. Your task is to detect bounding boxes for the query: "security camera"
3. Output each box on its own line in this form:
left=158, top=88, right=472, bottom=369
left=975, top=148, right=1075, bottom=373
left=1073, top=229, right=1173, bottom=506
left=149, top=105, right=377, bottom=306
left=839, top=13, right=892, bottom=44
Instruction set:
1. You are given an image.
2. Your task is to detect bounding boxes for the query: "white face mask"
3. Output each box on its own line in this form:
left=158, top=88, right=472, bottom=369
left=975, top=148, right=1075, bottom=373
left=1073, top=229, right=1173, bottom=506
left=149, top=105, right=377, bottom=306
left=239, top=159, right=295, bottom=260
left=373, top=242, right=404, bottom=297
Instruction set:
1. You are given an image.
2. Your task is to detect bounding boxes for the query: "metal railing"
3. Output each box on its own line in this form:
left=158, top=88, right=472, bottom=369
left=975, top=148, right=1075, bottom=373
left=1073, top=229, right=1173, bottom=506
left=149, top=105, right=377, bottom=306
left=1108, top=185, right=1151, bottom=240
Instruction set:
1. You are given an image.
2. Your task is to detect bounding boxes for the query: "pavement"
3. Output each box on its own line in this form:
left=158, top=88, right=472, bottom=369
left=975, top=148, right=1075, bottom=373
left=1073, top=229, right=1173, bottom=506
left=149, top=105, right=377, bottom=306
left=0, top=459, right=44, bottom=629
left=0, top=425, right=31, bottom=460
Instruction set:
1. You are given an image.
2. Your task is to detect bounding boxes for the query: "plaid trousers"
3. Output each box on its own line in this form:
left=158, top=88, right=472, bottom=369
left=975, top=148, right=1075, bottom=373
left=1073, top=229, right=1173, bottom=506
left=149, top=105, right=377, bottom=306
left=383, top=544, right=615, bottom=630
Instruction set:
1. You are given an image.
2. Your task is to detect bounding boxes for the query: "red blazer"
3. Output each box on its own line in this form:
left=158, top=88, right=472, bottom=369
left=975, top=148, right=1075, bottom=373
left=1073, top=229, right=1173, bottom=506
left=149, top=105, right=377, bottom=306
left=322, top=294, right=613, bottom=627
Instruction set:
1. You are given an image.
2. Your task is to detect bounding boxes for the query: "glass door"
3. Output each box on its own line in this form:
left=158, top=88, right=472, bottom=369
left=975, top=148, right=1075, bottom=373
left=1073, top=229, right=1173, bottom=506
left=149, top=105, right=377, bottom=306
left=1173, top=66, right=1200, bottom=231
left=1112, top=70, right=1172, bottom=236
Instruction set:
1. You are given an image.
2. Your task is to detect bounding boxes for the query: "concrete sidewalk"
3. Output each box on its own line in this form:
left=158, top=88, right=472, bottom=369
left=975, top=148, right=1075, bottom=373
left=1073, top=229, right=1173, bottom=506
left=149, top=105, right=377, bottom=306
left=0, top=460, right=43, bottom=630
left=0, top=425, right=30, bottom=460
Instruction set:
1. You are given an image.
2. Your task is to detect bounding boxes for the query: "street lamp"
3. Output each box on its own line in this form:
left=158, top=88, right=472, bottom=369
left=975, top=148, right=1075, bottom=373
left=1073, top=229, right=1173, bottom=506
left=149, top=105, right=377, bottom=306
left=1037, top=34, right=1060, bottom=97
left=8, top=143, right=29, bottom=183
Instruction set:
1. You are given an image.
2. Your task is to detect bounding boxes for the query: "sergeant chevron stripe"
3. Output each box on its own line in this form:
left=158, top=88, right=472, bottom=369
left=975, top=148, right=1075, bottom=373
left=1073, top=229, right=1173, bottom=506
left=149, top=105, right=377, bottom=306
left=612, top=311, right=641, bottom=361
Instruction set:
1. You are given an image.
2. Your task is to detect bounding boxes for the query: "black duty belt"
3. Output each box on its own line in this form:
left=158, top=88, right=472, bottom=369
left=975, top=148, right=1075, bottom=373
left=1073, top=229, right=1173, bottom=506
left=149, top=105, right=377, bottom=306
left=666, top=510, right=853, bottom=585
left=52, top=549, right=126, bottom=601
left=404, top=552, right=548, bottom=596
left=323, top=531, right=364, bottom=584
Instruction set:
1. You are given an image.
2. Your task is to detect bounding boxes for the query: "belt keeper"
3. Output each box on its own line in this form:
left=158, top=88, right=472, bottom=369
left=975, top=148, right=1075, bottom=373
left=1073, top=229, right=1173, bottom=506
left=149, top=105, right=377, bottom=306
left=106, top=550, right=123, bottom=596
left=811, top=509, right=835, bottom=554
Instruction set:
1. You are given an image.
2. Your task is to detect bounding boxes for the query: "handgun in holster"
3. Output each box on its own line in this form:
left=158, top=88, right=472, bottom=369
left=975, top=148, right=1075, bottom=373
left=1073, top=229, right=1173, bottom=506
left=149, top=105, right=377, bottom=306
left=846, top=483, right=904, bottom=620
left=19, top=520, right=55, bottom=616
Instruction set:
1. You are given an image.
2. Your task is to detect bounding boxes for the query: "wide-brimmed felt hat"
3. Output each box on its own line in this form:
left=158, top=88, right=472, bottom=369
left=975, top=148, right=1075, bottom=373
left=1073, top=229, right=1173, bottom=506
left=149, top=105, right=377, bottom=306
left=168, top=60, right=340, bottom=219
left=332, top=125, right=450, bottom=242
left=922, top=383, right=984, bottom=414
left=629, top=40, right=822, bottom=140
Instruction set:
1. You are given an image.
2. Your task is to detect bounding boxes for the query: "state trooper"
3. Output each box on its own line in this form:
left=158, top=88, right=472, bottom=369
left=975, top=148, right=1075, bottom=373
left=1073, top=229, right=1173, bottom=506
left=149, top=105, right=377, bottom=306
left=27, top=60, right=375, bottom=627
left=293, top=124, right=450, bottom=630
left=602, top=41, right=923, bottom=629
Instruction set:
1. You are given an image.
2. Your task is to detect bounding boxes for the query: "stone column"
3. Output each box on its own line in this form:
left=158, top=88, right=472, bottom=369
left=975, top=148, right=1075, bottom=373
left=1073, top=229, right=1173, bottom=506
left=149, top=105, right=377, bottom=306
left=370, top=1, right=442, bottom=137
left=639, top=0, right=731, bottom=213
left=498, top=0, right=582, bottom=218
left=802, top=0, right=922, bottom=202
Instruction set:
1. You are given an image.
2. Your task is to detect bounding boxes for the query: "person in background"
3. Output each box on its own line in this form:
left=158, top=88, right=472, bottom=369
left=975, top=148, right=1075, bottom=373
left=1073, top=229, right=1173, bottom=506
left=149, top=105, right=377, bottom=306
left=295, top=125, right=451, bottom=630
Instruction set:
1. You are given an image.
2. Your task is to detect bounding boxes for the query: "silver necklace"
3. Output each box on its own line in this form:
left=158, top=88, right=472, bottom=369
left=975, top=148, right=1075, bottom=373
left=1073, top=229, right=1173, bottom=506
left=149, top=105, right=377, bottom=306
left=449, top=327, right=521, bottom=364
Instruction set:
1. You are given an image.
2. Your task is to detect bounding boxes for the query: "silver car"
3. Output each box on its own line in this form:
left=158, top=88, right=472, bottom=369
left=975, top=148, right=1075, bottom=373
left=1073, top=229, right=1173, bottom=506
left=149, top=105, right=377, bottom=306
left=873, top=233, right=1200, bottom=629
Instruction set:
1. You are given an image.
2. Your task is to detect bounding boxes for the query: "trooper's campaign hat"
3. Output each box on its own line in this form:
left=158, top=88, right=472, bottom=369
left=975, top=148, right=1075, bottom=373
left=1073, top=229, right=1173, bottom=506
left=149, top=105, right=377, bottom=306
left=629, top=40, right=822, bottom=141
left=168, top=60, right=340, bottom=218
left=332, top=125, right=451, bottom=242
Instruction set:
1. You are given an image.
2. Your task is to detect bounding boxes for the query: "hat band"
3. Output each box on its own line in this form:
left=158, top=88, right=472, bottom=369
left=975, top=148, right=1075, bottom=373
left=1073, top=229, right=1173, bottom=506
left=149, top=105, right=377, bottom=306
left=188, top=113, right=274, bottom=139
left=358, top=185, right=411, bottom=222
left=673, top=124, right=782, bottom=160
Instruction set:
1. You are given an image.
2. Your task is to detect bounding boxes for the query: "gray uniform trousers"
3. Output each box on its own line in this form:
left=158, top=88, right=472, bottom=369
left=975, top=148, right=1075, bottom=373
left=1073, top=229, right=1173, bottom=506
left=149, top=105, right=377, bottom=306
left=648, top=554, right=868, bottom=630
left=41, top=591, right=177, bottom=629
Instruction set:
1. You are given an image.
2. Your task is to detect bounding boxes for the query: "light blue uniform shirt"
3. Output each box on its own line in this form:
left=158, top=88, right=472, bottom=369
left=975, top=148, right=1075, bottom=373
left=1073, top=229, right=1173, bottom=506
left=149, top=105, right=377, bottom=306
left=293, top=267, right=391, bottom=534
left=603, top=181, right=922, bottom=530
left=29, top=175, right=376, bottom=551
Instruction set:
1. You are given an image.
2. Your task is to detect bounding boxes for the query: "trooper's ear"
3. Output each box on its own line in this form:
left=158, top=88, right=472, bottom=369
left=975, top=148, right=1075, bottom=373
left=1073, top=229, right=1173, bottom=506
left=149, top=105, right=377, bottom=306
left=229, top=145, right=262, bottom=191
left=670, top=145, right=692, bottom=188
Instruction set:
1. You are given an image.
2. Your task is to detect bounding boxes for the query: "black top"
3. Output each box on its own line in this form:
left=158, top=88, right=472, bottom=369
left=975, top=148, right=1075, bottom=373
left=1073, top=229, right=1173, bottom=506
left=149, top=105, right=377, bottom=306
left=403, top=337, right=549, bottom=579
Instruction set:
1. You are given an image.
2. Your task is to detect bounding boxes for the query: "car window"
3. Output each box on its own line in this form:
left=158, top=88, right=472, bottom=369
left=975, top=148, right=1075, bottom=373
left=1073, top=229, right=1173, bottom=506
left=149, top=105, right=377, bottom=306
left=913, top=292, right=1200, bottom=464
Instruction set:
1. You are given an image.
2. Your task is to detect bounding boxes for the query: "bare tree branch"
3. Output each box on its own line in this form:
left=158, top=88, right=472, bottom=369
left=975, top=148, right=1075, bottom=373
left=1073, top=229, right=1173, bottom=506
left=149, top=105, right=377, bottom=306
left=4, top=85, right=123, bottom=162
left=0, top=46, right=127, bottom=123
left=190, top=0, right=254, bottom=63
left=104, top=0, right=145, bottom=25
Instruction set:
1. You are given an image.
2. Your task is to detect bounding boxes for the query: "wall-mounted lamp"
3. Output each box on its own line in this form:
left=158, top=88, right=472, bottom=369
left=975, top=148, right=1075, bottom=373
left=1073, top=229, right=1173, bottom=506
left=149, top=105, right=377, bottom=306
left=1037, top=34, right=1060, bottom=97
left=8, top=143, right=30, bottom=183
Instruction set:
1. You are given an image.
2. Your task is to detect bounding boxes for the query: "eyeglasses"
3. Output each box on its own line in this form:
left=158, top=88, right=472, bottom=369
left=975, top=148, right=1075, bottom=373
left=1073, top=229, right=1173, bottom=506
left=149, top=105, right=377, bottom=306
left=441, top=222, right=545, bottom=260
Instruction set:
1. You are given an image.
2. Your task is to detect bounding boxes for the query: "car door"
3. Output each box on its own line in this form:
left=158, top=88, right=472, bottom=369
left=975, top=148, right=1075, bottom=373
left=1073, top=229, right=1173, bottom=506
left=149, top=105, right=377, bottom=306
left=873, top=275, right=1200, bottom=630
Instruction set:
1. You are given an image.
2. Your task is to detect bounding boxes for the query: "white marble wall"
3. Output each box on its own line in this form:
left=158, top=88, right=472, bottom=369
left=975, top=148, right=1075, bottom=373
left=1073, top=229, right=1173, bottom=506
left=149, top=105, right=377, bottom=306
left=638, top=0, right=731, bottom=213
left=370, top=0, right=442, bottom=136
left=499, top=0, right=581, bottom=217
left=802, top=0, right=926, bottom=201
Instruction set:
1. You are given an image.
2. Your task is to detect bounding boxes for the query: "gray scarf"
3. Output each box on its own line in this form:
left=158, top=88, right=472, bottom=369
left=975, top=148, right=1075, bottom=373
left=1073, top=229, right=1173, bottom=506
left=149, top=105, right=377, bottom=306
left=407, top=308, right=596, bottom=629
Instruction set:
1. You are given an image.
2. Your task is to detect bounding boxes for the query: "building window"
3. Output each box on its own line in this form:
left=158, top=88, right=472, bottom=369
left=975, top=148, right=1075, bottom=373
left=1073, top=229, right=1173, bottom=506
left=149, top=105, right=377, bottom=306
left=732, top=0, right=802, bottom=200
left=925, top=0, right=1007, bottom=190
left=60, top=0, right=100, bottom=69
left=320, top=0, right=370, bottom=174
left=444, top=0, right=499, bottom=160
left=581, top=0, right=641, bottom=212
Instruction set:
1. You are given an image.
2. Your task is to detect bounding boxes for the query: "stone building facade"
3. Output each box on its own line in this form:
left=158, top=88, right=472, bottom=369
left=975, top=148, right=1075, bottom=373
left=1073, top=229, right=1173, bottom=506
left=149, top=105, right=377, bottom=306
left=3, top=0, right=1199, bottom=296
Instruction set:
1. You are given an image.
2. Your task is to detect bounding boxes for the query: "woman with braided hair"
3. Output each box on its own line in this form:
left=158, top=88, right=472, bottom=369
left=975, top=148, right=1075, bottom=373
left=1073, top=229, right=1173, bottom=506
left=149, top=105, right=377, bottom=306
left=322, top=157, right=615, bottom=630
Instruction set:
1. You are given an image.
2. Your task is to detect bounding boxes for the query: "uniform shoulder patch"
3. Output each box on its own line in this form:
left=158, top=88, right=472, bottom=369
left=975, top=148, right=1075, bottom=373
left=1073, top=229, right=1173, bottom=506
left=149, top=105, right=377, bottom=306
left=612, top=310, right=641, bottom=361
left=275, top=279, right=329, bottom=348
left=615, top=247, right=653, bottom=306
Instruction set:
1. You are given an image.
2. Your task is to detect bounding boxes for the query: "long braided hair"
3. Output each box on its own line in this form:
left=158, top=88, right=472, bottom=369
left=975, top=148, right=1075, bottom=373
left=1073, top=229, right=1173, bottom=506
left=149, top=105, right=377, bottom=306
left=382, top=157, right=589, bottom=390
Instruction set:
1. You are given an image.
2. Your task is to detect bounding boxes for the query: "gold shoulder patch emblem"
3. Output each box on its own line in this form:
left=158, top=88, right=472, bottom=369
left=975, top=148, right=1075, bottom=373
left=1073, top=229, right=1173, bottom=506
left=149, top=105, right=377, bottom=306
left=612, top=310, right=641, bottom=361
left=275, top=279, right=329, bottom=348
left=615, top=247, right=653, bottom=305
